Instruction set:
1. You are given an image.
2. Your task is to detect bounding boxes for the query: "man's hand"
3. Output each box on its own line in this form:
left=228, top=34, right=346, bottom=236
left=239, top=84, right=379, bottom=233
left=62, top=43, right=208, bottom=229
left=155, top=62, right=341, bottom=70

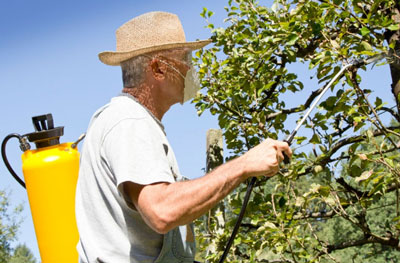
left=240, top=138, right=292, bottom=178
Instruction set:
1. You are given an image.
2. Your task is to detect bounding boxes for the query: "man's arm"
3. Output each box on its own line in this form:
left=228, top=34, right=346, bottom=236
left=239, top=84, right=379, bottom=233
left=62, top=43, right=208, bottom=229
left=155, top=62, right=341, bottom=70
left=123, top=138, right=291, bottom=234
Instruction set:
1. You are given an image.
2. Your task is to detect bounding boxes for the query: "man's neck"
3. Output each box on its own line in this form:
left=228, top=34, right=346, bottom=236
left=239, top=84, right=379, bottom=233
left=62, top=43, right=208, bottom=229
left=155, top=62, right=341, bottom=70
left=122, top=86, right=168, bottom=121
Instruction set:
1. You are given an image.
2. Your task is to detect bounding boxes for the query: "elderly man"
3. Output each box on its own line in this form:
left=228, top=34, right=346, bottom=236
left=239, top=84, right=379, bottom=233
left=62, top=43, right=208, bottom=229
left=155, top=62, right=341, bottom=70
left=75, top=11, right=291, bottom=263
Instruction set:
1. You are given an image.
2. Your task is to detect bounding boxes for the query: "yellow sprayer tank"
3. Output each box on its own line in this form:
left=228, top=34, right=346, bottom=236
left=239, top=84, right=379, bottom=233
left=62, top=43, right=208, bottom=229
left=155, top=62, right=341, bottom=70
left=22, top=142, right=79, bottom=263
left=1, top=114, right=80, bottom=263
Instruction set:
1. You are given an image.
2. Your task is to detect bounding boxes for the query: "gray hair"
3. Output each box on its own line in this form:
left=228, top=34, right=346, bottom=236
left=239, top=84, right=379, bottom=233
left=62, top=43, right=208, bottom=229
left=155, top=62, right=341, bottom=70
left=120, top=55, right=150, bottom=88
left=120, top=48, right=191, bottom=88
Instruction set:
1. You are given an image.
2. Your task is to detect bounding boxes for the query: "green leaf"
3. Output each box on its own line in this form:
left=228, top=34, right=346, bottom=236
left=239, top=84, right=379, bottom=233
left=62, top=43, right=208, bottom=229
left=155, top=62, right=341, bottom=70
left=200, top=7, right=207, bottom=18
left=319, top=186, right=330, bottom=197
left=350, top=164, right=362, bottom=177
left=278, top=196, right=287, bottom=208
left=295, top=136, right=307, bottom=144
left=388, top=24, right=400, bottom=31
left=355, top=170, right=373, bottom=183
left=309, top=183, right=321, bottom=194
left=360, top=27, right=370, bottom=36
left=324, top=196, right=336, bottom=206
left=310, top=134, right=321, bottom=144
left=320, top=3, right=331, bottom=9
left=287, top=34, right=299, bottom=46
left=263, top=222, right=278, bottom=229
left=374, top=97, right=383, bottom=108
left=361, top=41, right=373, bottom=51
left=257, top=81, right=276, bottom=97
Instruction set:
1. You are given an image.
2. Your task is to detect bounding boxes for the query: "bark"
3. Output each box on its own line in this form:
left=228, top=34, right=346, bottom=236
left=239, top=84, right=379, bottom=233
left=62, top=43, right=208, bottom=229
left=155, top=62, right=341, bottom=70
left=326, top=234, right=400, bottom=253
left=205, top=129, right=226, bottom=240
left=385, top=6, right=400, bottom=114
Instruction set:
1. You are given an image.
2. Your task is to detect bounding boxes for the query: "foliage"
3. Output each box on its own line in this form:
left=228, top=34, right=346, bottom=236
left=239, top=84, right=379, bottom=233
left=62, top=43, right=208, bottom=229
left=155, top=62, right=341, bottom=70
left=0, top=190, right=23, bottom=262
left=9, top=244, right=37, bottom=263
left=194, top=0, right=400, bottom=262
left=0, top=190, right=37, bottom=263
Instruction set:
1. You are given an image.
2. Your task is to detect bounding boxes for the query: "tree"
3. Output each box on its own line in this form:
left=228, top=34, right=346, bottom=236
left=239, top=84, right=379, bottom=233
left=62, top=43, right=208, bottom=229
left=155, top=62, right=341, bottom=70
left=0, top=190, right=22, bottom=262
left=194, top=0, right=400, bottom=262
left=9, top=244, right=37, bottom=263
left=0, top=190, right=37, bottom=263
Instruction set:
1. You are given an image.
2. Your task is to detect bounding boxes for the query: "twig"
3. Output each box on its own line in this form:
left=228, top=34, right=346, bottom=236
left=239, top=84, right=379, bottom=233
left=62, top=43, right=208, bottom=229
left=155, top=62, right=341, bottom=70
left=350, top=72, right=400, bottom=146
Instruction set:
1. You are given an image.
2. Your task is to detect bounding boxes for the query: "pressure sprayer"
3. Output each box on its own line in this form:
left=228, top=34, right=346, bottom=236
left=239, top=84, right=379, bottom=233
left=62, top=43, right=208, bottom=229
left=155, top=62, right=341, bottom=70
left=218, top=53, right=390, bottom=263
left=1, top=114, right=84, bottom=263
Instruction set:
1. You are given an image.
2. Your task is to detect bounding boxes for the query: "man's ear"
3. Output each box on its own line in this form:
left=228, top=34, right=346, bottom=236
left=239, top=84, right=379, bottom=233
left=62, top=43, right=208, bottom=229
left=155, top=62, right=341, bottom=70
left=150, top=59, right=166, bottom=80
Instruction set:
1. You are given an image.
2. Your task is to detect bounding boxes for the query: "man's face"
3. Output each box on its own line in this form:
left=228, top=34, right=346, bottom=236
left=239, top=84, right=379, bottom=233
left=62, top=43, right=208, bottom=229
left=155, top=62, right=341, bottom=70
left=154, top=49, right=192, bottom=104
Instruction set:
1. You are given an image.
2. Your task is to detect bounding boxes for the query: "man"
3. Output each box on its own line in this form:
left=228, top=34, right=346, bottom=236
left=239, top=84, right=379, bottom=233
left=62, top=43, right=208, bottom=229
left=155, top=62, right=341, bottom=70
left=75, top=11, right=291, bottom=263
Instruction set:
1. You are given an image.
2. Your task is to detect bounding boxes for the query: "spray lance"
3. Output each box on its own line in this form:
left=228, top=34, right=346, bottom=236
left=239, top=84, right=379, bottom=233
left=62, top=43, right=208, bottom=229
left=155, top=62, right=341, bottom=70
left=218, top=52, right=390, bottom=263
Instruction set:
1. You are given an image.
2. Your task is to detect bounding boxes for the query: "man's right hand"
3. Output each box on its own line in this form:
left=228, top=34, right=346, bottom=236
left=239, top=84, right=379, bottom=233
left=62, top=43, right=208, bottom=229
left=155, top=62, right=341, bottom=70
left=240, top=138, right=292, bottom=178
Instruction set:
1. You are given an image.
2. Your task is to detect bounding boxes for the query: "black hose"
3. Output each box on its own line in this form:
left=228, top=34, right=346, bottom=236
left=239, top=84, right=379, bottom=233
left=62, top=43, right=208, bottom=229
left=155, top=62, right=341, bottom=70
left=219, top=136, right=293, bottom=263
left=219, top=176, right=260, bottom=263
left=1, top=134, right=26, bottom=188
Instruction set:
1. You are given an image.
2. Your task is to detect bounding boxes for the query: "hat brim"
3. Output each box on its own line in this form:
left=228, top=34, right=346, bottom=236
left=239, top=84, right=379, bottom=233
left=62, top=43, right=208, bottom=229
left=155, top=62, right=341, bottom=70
left=98, top=39, right=212, bottom=66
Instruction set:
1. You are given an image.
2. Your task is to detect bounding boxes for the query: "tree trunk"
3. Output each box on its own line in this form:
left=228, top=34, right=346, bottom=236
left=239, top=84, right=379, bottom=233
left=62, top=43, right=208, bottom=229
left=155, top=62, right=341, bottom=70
left=386, top=6, right=400, bottom=114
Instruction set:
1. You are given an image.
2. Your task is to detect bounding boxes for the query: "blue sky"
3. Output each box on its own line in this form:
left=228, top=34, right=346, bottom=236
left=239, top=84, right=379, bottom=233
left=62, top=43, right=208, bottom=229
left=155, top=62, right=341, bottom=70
left=0, top=0, right=229, bottom=259
left=0, top=0, right=393, bottom=261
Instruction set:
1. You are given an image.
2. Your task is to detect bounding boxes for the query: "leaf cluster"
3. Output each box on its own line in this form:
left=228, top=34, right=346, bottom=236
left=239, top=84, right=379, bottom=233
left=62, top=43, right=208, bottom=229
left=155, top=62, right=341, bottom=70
left=194, top=0, right=400, bottom=262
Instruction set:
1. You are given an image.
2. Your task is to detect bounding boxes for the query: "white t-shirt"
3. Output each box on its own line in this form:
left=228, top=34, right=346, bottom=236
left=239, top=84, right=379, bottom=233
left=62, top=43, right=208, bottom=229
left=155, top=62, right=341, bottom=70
left=75, top=94, right=182, bottom=263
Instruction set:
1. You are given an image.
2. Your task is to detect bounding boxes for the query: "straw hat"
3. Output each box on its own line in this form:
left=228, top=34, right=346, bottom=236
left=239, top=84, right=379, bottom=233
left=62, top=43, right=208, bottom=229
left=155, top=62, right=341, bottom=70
left=98, top=11, right=211, bottom=66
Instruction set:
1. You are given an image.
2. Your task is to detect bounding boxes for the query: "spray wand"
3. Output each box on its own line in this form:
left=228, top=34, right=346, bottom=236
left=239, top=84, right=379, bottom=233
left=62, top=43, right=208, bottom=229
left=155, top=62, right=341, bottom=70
left=218, top=53, right=389, bottom=263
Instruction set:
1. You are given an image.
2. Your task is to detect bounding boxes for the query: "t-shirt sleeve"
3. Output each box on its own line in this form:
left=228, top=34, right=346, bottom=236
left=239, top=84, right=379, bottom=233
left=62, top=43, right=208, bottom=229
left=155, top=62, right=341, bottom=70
left=101, top=118, right=175, bottom=190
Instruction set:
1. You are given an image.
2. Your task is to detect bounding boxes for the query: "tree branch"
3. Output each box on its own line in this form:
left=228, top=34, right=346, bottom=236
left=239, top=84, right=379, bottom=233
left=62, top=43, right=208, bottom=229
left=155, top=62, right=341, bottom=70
left=379, top=106, right=400, bottom=123
left=293, top=210, right=336, bottom=220
left=335, top=177, right=364, bottom=199
left=325, top=234, right=400, bottom=253
left=350, top=70, right=400, bottom=147
left=312, top=125, right=400, bottom=167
